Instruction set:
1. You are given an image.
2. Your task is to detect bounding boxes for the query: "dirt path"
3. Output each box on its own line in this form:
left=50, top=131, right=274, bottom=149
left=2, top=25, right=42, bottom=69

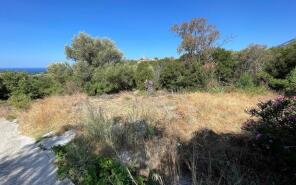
left=0, top=119, right=69, bottom=185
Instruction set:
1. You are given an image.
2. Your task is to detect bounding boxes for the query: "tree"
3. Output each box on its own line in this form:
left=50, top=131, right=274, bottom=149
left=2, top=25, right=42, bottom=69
left=235, top=44, right=268, bottom=79
left=212, top=48, right=236, bottom=84
left=172, top=18, right=220, bottom=63
left=265, top=41, right=296, bottom=79
left=72, top=60, right=93, bottom=87
left=47, top=62, right=73, bottom=84
left=65, top=32, right=123, bottom=67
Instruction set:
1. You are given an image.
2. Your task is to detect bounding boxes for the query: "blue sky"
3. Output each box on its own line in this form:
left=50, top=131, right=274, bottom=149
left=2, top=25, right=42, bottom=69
left=0, top=0, right=295, bottom=68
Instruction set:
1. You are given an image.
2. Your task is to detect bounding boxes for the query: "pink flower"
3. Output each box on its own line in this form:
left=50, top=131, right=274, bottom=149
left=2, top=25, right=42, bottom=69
left=256, top=133, right=262, bottom=140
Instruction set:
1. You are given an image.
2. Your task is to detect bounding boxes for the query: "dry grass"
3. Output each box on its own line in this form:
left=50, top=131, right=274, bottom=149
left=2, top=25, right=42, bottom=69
left=26, top=91, right=279, bottom=184
left=19, top=91, right=276, bottom=139
left=19, top=93, right=88, bottom=138
left=0, top=104, right=10, bottom=118
left=90, top=91, right=276, bottom=141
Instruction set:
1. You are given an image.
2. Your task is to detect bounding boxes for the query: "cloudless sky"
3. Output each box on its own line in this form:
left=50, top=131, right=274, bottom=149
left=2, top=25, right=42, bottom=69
left=0, top=0, right=296, bottom=67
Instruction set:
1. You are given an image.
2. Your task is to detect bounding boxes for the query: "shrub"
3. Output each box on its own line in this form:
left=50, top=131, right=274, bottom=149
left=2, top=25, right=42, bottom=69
left=213, top=48, right=236, bottom=84
left=286, top=67, right=296, bottom=95
left=8, top=93, right=31, bottom=109
left=89, top=63, right=136, bottom=95
left=265, top=41, right=296, bottom=79
left=235, top=73, right=255, bottom=89
left=135, top=62, right=155, bottom=90
left=257, top=71, right=289, bottom=90
left=47, top=63, right=73, bottom=84
left=53, top=143, right=143, bottom=185
left=0, top=77, right=9, bottom=99
left=242, top=96, right=296, bottom=168
left=0, top=71, right=59, bottom=99
left=159, top=60, right=184, bottom=91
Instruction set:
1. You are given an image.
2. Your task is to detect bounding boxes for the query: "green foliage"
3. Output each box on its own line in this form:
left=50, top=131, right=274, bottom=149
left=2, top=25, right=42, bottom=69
left=135, top=62, right=154, bottom=90
left=47, top=63, right=73, bottom=84
left=235, top=73, right=255, bottom=89
left=0, top=77, right=9, bottom=99
left=72, top=60, right=93, bottom=87
left=258, top=71, right=289, bottom=91
left=242, top=96, right=296, bottom=168
left=54, top=142, right=140, bottom=185
left=213, top=48, right=236, bottom=84
left=265, top=42, right=296, bottom=79
left=0, top=71, right=61, bottom=99
left=8, top=93, right=31, bottom=109
left=159, top=60, right=184, bottom=91
left=286, top=67, right=296, bottom=95
left=159, top=60, right=207, bottom=91
left=65, top=32, right=123, bottom=67
left=88, top=63, right=136, bottom=95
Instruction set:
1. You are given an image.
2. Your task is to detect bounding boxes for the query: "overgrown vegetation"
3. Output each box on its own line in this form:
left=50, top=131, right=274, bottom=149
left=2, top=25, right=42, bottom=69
left=1, top=17, right=295, bottom=185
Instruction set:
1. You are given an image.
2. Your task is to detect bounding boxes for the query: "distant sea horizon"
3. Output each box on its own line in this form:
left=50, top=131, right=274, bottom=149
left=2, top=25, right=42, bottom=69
left=0, top=68, right=47, bottom=73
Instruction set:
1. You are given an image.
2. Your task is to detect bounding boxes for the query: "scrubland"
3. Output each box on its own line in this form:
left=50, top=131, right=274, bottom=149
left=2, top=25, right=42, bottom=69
left=16, top=91, right=293, bottom=185
left=18, top=91, right=275, bottom=139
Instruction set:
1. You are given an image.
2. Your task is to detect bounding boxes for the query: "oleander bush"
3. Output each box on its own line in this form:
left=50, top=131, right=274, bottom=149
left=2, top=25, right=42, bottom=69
left=242, top=96, right=296, bottom=169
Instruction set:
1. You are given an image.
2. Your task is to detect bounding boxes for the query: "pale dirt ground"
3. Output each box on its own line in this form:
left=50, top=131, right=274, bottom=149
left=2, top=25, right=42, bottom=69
left=0, top=119, right=70, bottom=185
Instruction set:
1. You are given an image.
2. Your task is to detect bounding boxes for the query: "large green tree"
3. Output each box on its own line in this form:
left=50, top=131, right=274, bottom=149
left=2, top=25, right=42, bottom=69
left=65, top=32, right=123, bottom=67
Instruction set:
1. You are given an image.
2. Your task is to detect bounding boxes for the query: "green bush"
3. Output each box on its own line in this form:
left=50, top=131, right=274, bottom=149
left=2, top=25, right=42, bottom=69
left=47, top=63, right=73, bottom=84
left=265, top=42, right=296, bottom=79
left=258, top=71, right=289, bottom=91
left=213, top=48, right=236, bottom=84
left=159, top=60, right=209, bottom=91
left=235, top=73, right=255, bottom=89
left=286, top=67, right=296, bottom=95
left=89, top=63, right=136, bottom=95
left=8, top=93, right=31, bottom=109
left=0, top=77, right=9, bottom=99
left=0, top=71, right=59, bottom=99
left=135, top=62, right=155, bottom=90
left=159, top=60, right=184, bottom=91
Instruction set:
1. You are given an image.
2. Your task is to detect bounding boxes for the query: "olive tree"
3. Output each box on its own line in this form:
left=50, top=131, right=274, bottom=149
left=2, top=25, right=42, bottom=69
left=65, top=32, right=123, bottom=67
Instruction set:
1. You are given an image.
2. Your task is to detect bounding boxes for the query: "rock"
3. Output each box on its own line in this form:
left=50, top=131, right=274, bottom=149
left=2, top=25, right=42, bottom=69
left=42, top=131, right=55, bottom=138
left=39, top=130, right=76, bottom=150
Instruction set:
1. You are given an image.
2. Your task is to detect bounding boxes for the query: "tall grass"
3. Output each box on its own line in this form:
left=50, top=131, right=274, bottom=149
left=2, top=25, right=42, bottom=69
left=19, top=93, right=88, bottom=137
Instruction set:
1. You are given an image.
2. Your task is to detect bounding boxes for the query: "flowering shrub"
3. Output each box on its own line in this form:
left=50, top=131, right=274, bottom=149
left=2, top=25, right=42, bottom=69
left=242, top=96, right=296, bottom=166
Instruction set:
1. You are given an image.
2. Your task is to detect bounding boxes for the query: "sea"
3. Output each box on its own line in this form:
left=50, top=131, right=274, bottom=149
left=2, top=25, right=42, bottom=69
left=0, top=68, right=47, bottom=74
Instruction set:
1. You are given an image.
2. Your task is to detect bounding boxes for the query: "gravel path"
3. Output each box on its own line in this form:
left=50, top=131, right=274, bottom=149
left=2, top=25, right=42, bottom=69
left=0, top=119, right=69, bottom=185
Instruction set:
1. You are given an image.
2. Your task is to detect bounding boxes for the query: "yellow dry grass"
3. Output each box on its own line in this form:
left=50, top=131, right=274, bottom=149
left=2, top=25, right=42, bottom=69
left=19, top=91, right=276, bottom=140
left=19, top=93, right=88, bottom=137
left=90, top=91, right=276, bottom=140
left=0, top=105, right=10, bottom=118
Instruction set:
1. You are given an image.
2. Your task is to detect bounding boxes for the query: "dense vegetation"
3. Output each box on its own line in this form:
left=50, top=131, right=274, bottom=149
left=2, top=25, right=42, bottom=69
left=0, top=17, right=295, bottom=185
left=1, top=19, right=295, bottom=105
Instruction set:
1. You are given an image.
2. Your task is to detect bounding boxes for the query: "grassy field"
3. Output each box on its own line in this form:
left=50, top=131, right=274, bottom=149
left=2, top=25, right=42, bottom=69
left=18, top=91, right=276, bottom=139
left=9, top=91, right=295, bottom=184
